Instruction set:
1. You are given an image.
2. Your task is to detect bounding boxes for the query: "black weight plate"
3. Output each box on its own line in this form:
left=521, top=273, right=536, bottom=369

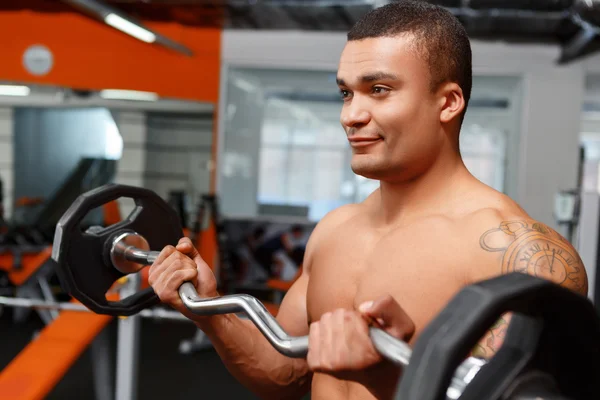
left=52, top=183, right=183, bottom=316
left=394, top=273, right=600, bottom=400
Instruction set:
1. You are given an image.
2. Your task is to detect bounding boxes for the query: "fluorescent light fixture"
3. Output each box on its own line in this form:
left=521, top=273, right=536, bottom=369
left=104, top=13, right=156, bottom=43
left=0, top=85, right=30, bottom=96
left=99, top=89, right=159, bottom=102
left=233, top=78, right=258, bottom=93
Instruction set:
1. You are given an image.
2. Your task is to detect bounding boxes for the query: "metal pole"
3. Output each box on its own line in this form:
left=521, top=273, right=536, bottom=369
left=91, top=327, right=114, bottom=400
left=0, top=296, right=192, bottom=322
left=115, top=273, right=142, bottom=400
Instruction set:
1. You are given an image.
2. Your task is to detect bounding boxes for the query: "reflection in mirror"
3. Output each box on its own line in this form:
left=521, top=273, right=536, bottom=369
left=14, top=107, right=122, bottom=199
left=13, top=107, right=121, bottom=235
left=0, top=82, right=214, bottom=247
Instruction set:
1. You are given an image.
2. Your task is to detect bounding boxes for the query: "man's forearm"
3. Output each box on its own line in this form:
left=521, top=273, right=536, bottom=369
left=362, top=361, right=402, bottom=400
left=196, top=314, right=311, bottom=399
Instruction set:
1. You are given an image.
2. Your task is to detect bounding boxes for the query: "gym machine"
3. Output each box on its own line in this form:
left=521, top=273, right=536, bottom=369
left=0, top=158, right=118, bottom=324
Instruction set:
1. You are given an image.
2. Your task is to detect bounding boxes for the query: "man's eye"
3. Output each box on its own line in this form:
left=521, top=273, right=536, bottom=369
left=372, top=87, right=389, bottom=94
left=340, top=89, right=351, bottom=99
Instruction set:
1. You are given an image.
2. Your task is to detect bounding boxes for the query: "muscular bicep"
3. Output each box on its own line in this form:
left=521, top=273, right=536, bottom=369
left=273, top=204, right=357, bottom=337
left=471, top=218, right=589, bottom=359
left=276, top=270, right=310, bottom=336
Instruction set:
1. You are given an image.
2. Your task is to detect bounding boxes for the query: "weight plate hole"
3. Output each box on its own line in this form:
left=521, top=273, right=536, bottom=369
left=79, top=197, right=140, bottom=236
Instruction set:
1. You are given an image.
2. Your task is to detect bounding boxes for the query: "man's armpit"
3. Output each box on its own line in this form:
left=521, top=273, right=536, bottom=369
left=478, top=220, right=588, bottom=294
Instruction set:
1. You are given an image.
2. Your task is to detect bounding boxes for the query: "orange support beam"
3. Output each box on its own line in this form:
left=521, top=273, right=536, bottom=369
left=0, top=305, right=113, bottom=400
left=197, top=218, right=218, bottom=271
left=0, top=7, right=221, bottom=103
left=0, top=247, right=53, bottom=286
left=103, top=200, right=122, bottom=227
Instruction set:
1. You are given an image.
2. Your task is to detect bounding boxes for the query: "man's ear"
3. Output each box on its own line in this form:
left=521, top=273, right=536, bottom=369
left=438, top=82, right=465, bottom=124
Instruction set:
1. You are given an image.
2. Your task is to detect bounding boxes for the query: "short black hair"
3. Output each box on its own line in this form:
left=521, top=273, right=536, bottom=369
left=348, top=0, right=472, bottom=123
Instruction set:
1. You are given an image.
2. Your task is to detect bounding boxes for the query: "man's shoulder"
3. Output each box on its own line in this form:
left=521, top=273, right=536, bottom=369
left=456, top=189, right=534, bottom=236
left=301, top=203, right=363, bottom=273
left=312, top=203, right=363, bottom=237
left=462, top=200, right=558, bottom=245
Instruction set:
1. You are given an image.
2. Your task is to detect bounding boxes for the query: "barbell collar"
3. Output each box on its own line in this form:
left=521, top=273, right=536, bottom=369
left=110, top=231, right=159, bottom=274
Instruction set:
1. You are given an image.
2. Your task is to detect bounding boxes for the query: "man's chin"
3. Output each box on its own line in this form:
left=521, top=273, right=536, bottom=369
left=350, top=163, right=383, bottom=181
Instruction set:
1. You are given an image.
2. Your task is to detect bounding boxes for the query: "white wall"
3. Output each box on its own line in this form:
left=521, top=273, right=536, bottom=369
left=221, top=30, right=600, bottom=229
left=0, top=107, right=13, bottom=218
left=470, top=41, right=588, bottom=230
left=113, top=111, right=147, bottom=219
left=113, top=111, right=214, bottom=221
left=144, top=112, right=213, bottom=203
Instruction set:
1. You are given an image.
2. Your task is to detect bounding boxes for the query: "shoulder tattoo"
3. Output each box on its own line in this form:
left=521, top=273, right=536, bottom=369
left=479, top=220, right=587, bottom=293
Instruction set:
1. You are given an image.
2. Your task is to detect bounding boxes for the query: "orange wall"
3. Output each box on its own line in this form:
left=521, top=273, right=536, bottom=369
left=0, top=9, right=221, bottom=103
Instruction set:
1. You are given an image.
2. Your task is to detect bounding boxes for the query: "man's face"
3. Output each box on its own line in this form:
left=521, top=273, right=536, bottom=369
left=337, top=35, right=447, bottom=182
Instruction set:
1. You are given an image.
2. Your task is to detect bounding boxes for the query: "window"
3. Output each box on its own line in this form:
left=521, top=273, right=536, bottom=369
left=580, top=117, right=600, bottom=193
left=581, top=74, right=600, bottom=193
left=219, top=67, right=522, bottom=221
left=460, top=122, right=507, bottom=192
left=257, top=99, right=349, bottom=220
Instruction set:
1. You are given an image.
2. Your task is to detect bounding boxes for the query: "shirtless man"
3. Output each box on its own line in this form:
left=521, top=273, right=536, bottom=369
left=148, top=2, right=588, bottom=399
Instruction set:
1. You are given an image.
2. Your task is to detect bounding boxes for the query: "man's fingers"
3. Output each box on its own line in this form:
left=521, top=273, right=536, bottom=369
left=153, top=260, right=196, bottom=299
left=331, top=310, right=347, bottom=369
left=150, top=251, right=193, bottom=289
left=176, top=238, right=197, bottom=256
left=165, top=268, right=198, bottom=296
left=148, top=245, right=177, bottom=284
left=307, top=309, right=382, bottom=376
left=151, top=245, right=176, bottom=268
left=319, top=312, right=333, bottom=370
left=176, top=237, right=193, bottom=250
left=307, top=322, right=321, bottom=370
left=358, top=294, right=415, bottom=340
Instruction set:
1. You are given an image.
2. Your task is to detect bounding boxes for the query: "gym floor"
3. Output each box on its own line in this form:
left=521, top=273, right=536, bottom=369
left=0, top=311, right=260, bottom=400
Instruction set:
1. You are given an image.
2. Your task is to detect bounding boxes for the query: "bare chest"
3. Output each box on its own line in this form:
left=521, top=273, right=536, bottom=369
left=306, top=225, right=467, bottom=337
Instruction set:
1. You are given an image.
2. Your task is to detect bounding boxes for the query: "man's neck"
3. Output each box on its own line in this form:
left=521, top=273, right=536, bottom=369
left=376, top=150, right=475, bottom=226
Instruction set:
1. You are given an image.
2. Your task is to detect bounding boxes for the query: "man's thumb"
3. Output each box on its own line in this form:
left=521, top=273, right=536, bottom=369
left=358, top=294, right=415, bottom=341
left=176, top=239, right=203, bottom=264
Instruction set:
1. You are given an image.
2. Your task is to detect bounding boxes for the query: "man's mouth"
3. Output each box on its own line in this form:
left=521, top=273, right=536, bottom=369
left=348, top=136, right=383, bottom=148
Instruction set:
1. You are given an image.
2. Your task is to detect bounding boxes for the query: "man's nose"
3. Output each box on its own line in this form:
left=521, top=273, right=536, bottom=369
left=340, top=99, right=371, bottom=129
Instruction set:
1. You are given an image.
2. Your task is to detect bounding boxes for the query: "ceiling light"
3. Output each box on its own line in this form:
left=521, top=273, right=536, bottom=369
left=233, top=78, right=259, bottom=92
left=99, top=89, right=159, bottom=102
left=104, top=13, right=156, bottom=43
left=0, top=85, right=31, bottom=96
